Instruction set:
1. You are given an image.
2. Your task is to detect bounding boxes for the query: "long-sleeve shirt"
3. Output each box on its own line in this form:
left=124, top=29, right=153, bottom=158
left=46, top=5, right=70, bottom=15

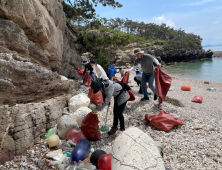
left=93, top=64, right=109, bottom=80
left=130, top=53, right=160, bottom=74
left=96, top=81, right=129, bottom=111
left=83, top=63, right=94, bottom=75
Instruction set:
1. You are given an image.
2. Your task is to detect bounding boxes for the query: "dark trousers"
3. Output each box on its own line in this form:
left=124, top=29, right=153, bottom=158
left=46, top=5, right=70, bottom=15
left=89, top=72, right=95, bottom=81
left=134, top=77, right=142, bottom=93
left=113, top=100, right=127, bottom=130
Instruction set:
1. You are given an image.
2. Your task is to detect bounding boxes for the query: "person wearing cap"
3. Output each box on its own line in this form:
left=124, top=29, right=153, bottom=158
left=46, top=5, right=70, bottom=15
left=82, top=60, right=95, bottom=81
left=89, top=60, right=109, bottom=80
left=89, top=78, right=129, bottom=135
left=134, top=68, right=143, bottom=94
left=129, top=48, right=161, bottom=101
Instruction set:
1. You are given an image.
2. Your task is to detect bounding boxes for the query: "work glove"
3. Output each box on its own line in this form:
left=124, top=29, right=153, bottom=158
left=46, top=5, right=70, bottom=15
left=89, top=104, right=97, bottom=113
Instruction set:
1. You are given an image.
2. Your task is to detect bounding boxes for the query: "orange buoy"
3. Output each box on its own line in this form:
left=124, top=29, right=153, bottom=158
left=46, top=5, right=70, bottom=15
left=181, top=85, right=191, bottom=91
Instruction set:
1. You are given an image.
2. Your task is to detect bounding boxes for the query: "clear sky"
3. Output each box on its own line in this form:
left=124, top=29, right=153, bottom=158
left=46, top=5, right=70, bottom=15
left=94, top=0, right=222, bottom=46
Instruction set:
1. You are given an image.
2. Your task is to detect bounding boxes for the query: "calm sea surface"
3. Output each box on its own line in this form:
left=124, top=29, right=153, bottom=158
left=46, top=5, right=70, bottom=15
left=162, top=57, right=222, bottom=83
left=203, top=45, right=222, bottom=51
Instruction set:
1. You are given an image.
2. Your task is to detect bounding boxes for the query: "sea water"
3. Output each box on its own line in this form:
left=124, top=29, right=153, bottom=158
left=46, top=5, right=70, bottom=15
left=162, top=57, right=222, bottom=83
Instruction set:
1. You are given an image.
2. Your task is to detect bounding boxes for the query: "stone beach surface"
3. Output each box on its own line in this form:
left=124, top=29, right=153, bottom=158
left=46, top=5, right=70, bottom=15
left=1, top=69, right=222, bottom=170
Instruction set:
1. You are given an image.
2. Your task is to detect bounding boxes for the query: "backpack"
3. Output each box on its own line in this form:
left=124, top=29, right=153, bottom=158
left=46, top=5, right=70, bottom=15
left=116, top=82, right=135, bottom=101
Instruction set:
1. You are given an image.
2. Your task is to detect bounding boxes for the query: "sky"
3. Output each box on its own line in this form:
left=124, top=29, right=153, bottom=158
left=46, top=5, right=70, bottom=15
left=94, top=0, right=222, bottom=46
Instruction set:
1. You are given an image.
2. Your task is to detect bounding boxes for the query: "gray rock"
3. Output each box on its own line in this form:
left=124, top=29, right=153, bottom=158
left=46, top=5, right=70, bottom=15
left=37, top=160, right=44, bottom=168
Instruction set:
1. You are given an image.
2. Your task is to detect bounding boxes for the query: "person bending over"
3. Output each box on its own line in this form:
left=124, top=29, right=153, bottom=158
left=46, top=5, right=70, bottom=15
left=90, top=78, right=129, bottom=135
left=82, top=60, right=95, bottom=81
left=89, top=60, right=109, bottom=80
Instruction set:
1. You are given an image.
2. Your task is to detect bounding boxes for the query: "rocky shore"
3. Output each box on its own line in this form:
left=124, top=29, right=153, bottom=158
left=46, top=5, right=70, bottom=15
left=213, top=51, right=222, bottom=57
left=0, top=70, right=222, bottom=169
left=114, top=42, right=214, bottom=67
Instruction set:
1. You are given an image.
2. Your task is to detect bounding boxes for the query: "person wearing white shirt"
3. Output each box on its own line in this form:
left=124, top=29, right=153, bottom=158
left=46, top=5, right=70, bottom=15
left=90, top=60, right=109, bottom=80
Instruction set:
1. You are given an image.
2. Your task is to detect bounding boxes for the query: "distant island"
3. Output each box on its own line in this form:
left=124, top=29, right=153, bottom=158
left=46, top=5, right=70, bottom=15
left=203, top=44, right=222, bottom=47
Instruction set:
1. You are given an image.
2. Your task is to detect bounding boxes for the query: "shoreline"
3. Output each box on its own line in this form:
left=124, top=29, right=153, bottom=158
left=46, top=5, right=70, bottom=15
left=163, top=73, right=222, bottom=84
left=161, top=58, right=222, bottom=84
left=94, top=70, right=222, bottom=169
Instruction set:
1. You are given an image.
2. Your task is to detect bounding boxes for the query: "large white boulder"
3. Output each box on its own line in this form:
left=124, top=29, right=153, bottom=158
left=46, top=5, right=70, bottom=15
left=76, top=107, right=92, bottom=113
left=72, top=107, right=92, bottom=127
left=57, top=115, right=79, bottom=138
left=112, top=127, right=165, bottom=170
left=68, top=93, right=90, bottom=112
left=60, top=75, right=68, bottom=81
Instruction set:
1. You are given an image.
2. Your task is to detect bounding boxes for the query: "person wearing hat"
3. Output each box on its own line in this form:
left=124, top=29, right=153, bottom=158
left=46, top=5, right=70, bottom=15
left=89, top=60, right=109, bottom=80
left=82, top=60, right=95, bottom=81
left=134, top=68, right=143, bottom=94
left=129, top=48, right=161, bottom=101
left=89, top=78, right=129, bottom=135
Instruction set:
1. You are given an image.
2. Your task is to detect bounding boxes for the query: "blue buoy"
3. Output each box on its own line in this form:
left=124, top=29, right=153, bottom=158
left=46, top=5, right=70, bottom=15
left=71, top=139, right=91, bottom=162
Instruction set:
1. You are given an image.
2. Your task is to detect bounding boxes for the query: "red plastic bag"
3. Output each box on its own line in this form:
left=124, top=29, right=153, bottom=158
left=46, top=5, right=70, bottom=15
left=66, top=128, right=86, bottom=144
left=154, top=66, right=172, bottom=106
left=121, top=71, right=130, bottom=85
left=145, top=110, right=184, bottom=132
left=81, top=112, right=101, bottom=141
left=83, top=72, right=92, bottom=87
left=77, top=67, right=84, bottom=75
left=127, top=90, right=135, bottom=101
left=191, top=95, right=203, bottom=103
left=88, top=88, right=103, bottom=105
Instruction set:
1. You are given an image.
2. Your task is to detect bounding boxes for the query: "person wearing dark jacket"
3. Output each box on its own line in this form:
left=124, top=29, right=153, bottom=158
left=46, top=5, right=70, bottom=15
left=89, top=78, right=129, bottom=135
left=82, top=60, right=95, bottom=81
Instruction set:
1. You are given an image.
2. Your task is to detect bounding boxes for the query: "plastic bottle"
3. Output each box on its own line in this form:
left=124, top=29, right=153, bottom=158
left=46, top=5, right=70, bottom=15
left=58, top=164, right=69, bottom=170
left=45, top=129, right=54, bottom=139
left=69, top=161, right=77, bottom=170
left=207, top=88, right=216, bottom=91
left=63, top=147, right=74, bottom=152
left=74, top=162, right=78, bottom=169
left=56, top=154, right=67, bottom=168
left=64, top=152, right=71, bottom=157
left=49, top=160, right=58, bottom=166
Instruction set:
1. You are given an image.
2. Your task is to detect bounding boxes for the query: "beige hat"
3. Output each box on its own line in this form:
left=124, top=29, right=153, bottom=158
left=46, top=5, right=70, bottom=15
left=134, top=48, right=144, bottom=55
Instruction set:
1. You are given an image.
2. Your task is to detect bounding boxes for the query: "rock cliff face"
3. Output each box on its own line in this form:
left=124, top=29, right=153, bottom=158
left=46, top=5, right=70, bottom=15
left=0, top=95, right=74, bottom=164
left=114, top=42, right=213, bottom=66
left=0, top=0, right=82, bottom=163
left=0, top=0, right=67, bottom=72
left=61, top=27, right=82, bottom=80
left=144, top=43, right=213, bottom=64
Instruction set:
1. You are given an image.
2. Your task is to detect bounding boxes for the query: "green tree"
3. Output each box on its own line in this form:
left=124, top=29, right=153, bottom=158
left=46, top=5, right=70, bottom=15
left=62, top=0, right=122, bottom=26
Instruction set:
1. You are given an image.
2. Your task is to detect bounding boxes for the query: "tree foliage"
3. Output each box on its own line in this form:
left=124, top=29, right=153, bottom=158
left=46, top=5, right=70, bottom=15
left=62, top=0, right=122, bottom=25
left=98, top=18, right=203, bottom=49
left=63, top=1, right=203, bottom=68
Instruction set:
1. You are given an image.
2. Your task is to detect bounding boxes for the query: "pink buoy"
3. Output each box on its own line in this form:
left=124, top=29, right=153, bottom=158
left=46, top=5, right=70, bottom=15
left=98, top=154, right=112, bottom=170
left=66, top=128, right=86, bottom=144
